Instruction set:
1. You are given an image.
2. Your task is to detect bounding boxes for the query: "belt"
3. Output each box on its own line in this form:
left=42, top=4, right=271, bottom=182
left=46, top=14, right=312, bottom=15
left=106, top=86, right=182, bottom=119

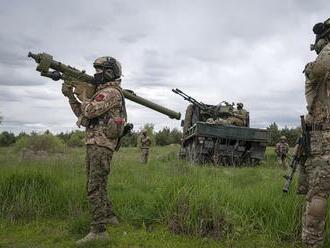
left=307, top=122, right=330, bottom=131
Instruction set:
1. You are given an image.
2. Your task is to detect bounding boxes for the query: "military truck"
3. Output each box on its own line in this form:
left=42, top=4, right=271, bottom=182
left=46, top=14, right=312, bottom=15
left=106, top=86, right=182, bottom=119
left=173, top=89, right=268, bottom=166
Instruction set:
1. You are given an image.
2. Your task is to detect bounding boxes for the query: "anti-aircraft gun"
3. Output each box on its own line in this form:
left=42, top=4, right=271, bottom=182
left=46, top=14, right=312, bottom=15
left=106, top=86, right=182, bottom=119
left=173, top=88, right=268, bottom=166
left=172, top=88, right=248, bottom=132
left=28, top=52, right=181, bottom=121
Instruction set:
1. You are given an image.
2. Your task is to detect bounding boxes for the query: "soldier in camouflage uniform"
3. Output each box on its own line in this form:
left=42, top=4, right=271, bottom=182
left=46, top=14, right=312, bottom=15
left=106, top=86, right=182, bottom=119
left=227, top=102, right=248, bottom=126
left=62, top=56, right=126, bottom=244
left=207, top=102, right=248, bottom=127
left=140, top=129, right=151, bottom=164
left=275, top=135, right=289, bottom=169
left=300, top=18, right=330, bottom=248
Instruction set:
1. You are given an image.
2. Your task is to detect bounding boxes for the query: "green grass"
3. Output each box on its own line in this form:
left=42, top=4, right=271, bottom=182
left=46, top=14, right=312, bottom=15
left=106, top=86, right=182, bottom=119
left=0, top=145, right=324, bottom=247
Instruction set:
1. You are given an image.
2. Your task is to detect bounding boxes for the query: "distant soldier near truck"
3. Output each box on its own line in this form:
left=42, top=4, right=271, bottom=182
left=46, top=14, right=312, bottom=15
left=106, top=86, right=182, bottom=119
left=275, top=135, right=289, bottom=169
left=140, top=129, right=151, bottom=164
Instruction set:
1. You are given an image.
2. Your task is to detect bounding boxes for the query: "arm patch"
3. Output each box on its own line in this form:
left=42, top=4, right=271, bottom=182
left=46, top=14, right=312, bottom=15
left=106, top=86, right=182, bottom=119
left=95, top=93, right=105, bottom=102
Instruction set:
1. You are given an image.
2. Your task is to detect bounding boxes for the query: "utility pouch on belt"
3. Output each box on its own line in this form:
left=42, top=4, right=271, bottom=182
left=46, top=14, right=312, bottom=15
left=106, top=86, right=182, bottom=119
left=104, top=117, right=125, bottom=139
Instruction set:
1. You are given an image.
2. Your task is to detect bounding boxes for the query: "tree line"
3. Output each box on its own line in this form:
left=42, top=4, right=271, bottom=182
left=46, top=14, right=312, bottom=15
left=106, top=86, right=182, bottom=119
left=0, top=122, right=301, bottom=148
left=0, top=124, right=183, bottom=148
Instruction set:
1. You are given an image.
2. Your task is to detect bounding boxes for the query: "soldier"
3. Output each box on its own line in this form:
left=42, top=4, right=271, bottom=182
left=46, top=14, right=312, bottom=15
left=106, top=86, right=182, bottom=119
left=275, top=135, right=289, bottom=169
left=140, top=129, right=151, bottom=163
left=210, top=102, right=248, bottom=127
left=300, top=18, right=330, bottom=247
left=61, top=56, right=126, bottom=244
left=233, top=102, right=248, bottom=126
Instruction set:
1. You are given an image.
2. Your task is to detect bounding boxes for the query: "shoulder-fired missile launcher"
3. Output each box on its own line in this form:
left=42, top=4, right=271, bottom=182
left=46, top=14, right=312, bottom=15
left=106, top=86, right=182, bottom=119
left=28, top=52, right=181, bottom=120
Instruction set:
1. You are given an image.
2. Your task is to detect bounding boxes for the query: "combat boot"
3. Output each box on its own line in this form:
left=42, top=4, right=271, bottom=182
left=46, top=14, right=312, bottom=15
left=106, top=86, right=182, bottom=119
left=297, top=185, right=308, bottom=195
left=76, top=231, right=110, bottom=245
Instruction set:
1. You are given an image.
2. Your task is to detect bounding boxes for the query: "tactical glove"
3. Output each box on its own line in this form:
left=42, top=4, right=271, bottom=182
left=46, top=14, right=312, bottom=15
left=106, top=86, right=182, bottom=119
left=61, top=83, right=74, bottom=98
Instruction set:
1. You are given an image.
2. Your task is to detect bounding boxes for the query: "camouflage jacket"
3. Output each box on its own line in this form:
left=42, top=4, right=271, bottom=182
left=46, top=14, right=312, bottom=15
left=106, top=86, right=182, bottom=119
left=140, top=136, right=151, bottom=149
left=304, top=43, right=330, bottom=124
left=276, top=141, right=289, bottom=156
left=68, top=80, right=127, bottom=151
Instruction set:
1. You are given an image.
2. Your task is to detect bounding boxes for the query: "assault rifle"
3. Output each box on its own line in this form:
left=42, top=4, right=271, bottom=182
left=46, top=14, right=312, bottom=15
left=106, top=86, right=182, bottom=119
left=283, top=115, right=309, bottom=193
left=28, top=52, right=181, bottom=120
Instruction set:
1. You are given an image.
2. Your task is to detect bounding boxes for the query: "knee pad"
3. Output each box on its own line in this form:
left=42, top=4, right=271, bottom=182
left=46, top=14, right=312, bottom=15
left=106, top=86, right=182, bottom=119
left=308, top=196, right=327, bottom=218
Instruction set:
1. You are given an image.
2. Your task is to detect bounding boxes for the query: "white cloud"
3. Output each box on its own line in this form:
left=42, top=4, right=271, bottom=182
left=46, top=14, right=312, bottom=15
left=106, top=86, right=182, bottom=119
left=0, top=0, right=329, bottom=133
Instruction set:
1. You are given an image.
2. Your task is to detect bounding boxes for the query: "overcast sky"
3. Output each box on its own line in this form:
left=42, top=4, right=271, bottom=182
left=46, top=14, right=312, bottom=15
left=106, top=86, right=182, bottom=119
left=0, top=0, right=328, bottom=134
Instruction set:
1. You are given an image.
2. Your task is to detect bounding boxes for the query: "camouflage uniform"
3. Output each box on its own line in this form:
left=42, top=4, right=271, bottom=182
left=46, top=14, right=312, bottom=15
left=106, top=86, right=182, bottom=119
left=67, top=80, right=126, bottom=233
left=140, top=131, right=151, bottom=163
left=275, top=137, right=289, bottom=169
left=301, top=19, right=330, bottom=248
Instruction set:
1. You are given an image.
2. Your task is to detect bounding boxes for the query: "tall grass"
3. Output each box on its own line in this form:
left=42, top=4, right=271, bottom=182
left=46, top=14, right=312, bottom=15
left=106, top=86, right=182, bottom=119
left=0, top=146, right=327, bottom=246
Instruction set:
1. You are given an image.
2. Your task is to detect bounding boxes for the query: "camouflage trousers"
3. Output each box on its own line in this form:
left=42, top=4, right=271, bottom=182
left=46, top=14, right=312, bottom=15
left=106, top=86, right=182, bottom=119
left=277, top=154, right=287, bottom=169
left=302, top=130, right=330, bottom=248
left=86, top=145, right=115, bottom=233
left=140, top=148, right=149, bottom=164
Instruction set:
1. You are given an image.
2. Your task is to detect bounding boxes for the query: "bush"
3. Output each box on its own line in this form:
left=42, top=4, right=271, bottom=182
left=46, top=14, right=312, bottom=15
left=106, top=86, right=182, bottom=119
left=121, top=131, right=139, bottom=147
left=155, top=128, right=182, bottom=146
left=14, top=133, right=65, bottom=153
left=0, top=131, right=16, bottom=146
left=67, top=131, right=85, bottom=147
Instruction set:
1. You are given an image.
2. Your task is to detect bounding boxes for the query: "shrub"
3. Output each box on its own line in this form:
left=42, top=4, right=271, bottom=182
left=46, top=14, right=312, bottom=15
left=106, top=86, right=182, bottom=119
left=67, top=131, right=85, bottom=147
left=14, top=133, right=65, bottom=153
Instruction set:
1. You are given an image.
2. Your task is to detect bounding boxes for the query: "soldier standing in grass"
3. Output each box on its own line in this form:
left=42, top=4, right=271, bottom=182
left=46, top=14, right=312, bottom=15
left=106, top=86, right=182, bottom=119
left=300, top=18, right=330, bottom=248
left=275, top=135, right=289, bottom=169
left=140, top=129, right=151, bottom=164
left=62, top=56, right=126, bottom=244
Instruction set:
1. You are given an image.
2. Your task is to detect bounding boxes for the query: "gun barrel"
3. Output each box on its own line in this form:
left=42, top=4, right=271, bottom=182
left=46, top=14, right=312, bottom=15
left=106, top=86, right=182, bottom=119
left=123, top=90, right=181, bottom=120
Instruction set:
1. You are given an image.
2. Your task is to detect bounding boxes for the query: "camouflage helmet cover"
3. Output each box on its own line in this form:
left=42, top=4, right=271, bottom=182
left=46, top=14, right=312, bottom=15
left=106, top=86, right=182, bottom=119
left=142, top=129, right=148, bottom=134
left=280, top=135, right=287, bottom=141
left=93, top=56, right=122, bottom=79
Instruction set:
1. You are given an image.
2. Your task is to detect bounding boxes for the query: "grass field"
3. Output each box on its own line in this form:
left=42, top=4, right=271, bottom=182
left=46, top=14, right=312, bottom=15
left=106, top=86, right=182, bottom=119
left=0, top=145, right=329, bottom=247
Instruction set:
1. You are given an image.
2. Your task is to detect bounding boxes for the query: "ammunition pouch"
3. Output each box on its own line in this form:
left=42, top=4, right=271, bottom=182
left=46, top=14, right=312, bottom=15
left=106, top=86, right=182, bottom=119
left=103, top=118, right=126, bottom=140
left=87, top=116, right=126, bottom=139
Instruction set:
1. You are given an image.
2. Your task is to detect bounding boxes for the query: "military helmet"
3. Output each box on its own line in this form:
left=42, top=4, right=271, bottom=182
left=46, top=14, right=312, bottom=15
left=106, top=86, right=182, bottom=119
left=280, top=135, right=287, bottom=141
left=93, top=56, right=122, bottom=79
left=237, top=102, right=244, bottom=108
left=142, top=129, right=147, bottom=134
left=311, top=18, right=330, bottom=52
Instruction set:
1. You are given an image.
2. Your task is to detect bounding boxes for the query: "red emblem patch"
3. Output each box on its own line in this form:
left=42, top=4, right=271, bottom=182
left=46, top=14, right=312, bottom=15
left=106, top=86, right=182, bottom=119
left=114, top=118, right=125, bottom=125
left=95, top=93, right=105, bottom=102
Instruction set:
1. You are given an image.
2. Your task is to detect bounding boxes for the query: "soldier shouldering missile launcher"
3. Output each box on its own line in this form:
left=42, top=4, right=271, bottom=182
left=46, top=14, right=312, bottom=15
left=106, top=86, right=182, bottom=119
left=28, top=52, right=181, bottom=244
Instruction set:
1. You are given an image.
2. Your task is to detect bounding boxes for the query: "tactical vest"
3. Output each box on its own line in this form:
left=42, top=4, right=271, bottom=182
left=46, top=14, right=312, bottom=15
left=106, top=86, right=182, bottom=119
left=305, top=44, right=330, bottom=124
left=141, top=136, right=151, bottom=149
left=89, top=83, right=127, bottom=139
left=276, top=142, right=288, bottom=155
